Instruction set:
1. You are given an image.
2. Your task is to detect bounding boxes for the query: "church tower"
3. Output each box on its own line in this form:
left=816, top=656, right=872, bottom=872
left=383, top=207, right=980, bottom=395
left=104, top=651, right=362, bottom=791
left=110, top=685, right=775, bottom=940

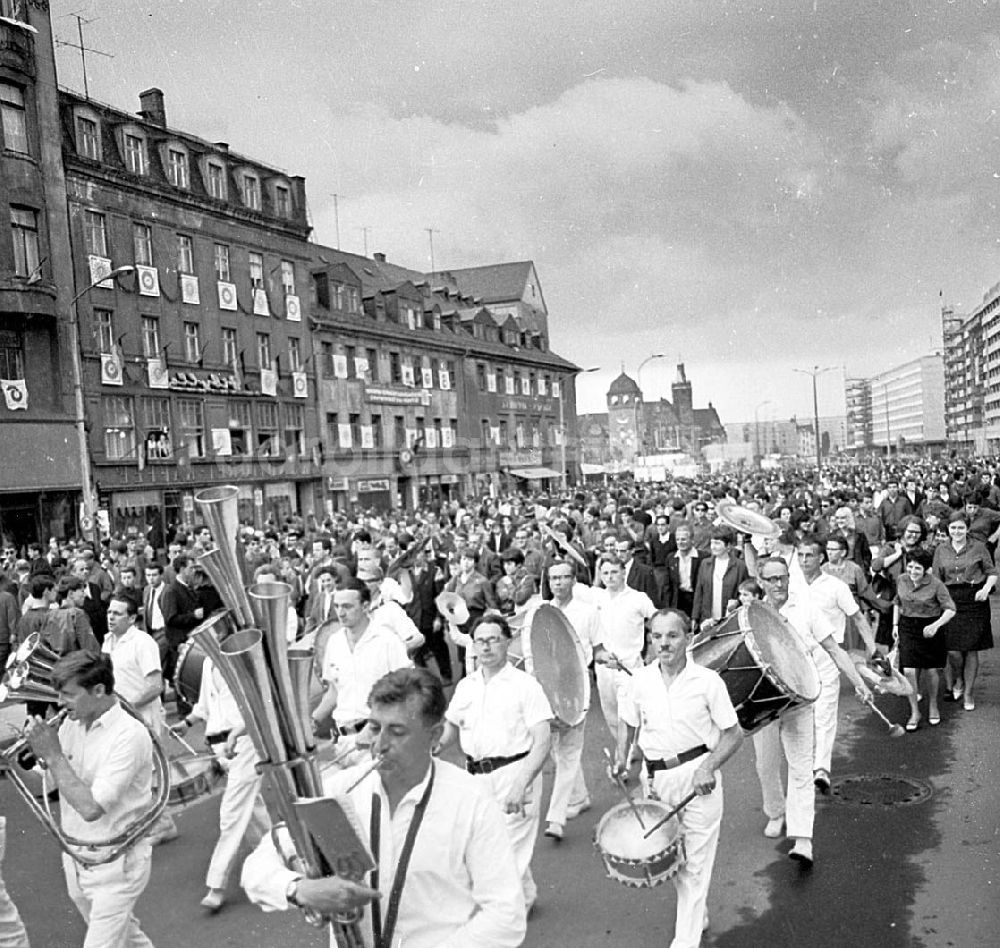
left=607, top=371, right=643, bottom=469
left=672, top=362, right=693, bottom=425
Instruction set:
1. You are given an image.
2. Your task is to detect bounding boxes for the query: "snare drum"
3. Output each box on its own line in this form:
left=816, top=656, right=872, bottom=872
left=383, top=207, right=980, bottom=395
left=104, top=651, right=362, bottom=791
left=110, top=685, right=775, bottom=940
left=164, top=754, right=224, bottom=806
left=690, top=600, right=820, bottom=733
left=173, top=638, right=206, bottom=707
left=594, top=800, right=686, bottom=888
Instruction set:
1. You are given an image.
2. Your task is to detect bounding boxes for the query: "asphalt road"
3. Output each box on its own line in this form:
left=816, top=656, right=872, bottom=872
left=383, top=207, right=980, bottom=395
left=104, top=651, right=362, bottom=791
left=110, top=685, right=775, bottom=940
left=2, top=631, right=998, bottom=948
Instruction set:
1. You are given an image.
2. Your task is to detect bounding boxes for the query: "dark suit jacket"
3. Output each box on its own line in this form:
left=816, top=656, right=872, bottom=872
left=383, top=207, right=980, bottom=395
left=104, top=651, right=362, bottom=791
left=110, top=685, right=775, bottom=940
left=304, top=589, right=335, bottom=635
left=625, top=559, right=660, bottom=604
left=81, top=582, right=108, bottom=643
left=667, top=549, right=703, bottom=615
left=405, top=567, right=441, bottom=635
left=160, top=580, right=201, bottom=647
left=691, top=555, right=749, bottom=626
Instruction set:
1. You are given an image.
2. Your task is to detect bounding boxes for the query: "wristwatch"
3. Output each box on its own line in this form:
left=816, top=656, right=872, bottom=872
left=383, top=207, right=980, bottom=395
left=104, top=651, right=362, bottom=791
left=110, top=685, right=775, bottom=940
left=286, top=877, right=302, bottom=907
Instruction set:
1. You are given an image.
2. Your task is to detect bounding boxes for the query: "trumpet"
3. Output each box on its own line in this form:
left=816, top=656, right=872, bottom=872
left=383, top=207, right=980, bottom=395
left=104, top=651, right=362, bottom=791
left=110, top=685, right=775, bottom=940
left=0, top=638, right=172, bottom=867
left=194, top=485, right=365, bottom=948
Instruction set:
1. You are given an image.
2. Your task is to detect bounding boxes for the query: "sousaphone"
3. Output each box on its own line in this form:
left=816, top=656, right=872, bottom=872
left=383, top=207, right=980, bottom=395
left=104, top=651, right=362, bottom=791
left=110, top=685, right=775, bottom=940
left=715, top=500, right=780, bottom=538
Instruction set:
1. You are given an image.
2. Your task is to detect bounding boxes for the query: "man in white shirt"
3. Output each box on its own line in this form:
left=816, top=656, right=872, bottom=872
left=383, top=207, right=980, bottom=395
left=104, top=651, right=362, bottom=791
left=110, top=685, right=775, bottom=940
left=441, top=615, right=553, bottom=914
left=796, top=538, right=876, bottom=792
left=616, top=610, right=743, bottom=948
left=102, top=594, right=177, bottom=845
left=752, top=558, right=872, bottom=867
left=0, top=817, right=29, bottom=948
left=242, top=667, right=526, bottom=948
left=25, top=651, right=156, bottom=948
left=311, top=580, right=410, bottom=743
left=592, top=555, right=656, bottom=745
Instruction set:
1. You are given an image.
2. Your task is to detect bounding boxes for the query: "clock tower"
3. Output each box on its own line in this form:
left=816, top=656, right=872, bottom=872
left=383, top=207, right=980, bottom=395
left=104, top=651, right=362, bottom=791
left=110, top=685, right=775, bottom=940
left=607, top=371, right=643, bottom=470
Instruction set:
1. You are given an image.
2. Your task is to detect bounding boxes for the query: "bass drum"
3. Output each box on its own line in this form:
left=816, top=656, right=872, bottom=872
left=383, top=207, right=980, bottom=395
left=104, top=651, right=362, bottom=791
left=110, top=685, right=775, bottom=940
left=526, top=603, right=589, bottom=728
left=594, top=800, right=686, bottom=888
left=690, top=600, right=820, bottom=734
left=173, top=638, right=206, bottom=707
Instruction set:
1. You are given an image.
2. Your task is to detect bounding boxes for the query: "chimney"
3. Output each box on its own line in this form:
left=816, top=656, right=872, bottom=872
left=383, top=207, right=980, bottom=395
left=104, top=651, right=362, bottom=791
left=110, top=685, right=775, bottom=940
left=373, top=252, right=386, bottom=263
left=138, top=88, right=166, bottom=128
left=214, top=142, right=230, bottom=154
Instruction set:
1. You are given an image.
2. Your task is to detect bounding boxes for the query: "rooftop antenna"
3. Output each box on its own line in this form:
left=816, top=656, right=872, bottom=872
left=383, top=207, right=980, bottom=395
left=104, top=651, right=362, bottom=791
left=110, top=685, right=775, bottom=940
left=56, top=13, right=113, bottom=99
left=331, top=194, right=341, bottom=249
left=359, top=226, right=371, bottom=257
left=425, top=228, right=438, bottom=273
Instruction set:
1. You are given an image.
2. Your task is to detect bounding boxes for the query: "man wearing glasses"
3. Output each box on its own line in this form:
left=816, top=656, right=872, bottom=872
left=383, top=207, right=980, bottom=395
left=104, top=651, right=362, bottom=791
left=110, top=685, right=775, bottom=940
left=441, top=615, right=552, bottom=915
left=752, top=559, right=871, bottom=867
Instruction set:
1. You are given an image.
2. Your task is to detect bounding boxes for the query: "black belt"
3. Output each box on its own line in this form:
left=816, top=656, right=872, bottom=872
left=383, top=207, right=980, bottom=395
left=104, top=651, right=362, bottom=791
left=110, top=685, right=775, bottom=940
left=646, top=745, right=709, bottom=775
left=338, top=720, right=367, bottom=736
left=205, top=730, right=231, bottom=746
left=466, top=749, right=529, bottom=775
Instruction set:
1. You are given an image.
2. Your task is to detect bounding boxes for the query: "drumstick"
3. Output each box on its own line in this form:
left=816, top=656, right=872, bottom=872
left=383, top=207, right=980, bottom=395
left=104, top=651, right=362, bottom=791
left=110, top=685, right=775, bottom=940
left=167, top=726, right=201, bottom=757
left=860, top=694, right=905, bottom=738
left=641, top=791, right=697, bottom=840
left=605, top=653, right=633, bottom=676
left=602, top=748, right=646, bottom=829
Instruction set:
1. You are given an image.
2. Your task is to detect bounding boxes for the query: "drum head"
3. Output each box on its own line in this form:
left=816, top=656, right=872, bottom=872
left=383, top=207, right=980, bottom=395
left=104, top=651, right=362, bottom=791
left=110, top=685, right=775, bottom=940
left=596, top=800, right=679, bottom=860
left=743, top=601, right=820, bottom=702
left=527, top=603, right=588, bottom=727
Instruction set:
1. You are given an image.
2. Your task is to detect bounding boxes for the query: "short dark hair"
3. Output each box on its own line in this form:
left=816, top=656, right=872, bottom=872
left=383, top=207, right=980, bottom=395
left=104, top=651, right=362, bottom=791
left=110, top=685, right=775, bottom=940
left=469, top=613, right=512, bottom=640
left=650, top=608, right=691, bottom=634
left=709, top=526, right=736, bottom=545
left=337, top=577, right=371, bottom=605
left=825, top=534, right=848, bottom=552
left=55, top=575, right=84, bottom=601
left=172, top=553, right=191, bottom=572
left=500, top=548, right=524, bottom=566
left=51, top=651, right=115, bottom=694
left=908, top=548, right=934, bottom=570
left=109, top=593, right=138, bottom=616
left=29, top=575, right=56, bottom=598
left=368, top=666, right=445, bottom=725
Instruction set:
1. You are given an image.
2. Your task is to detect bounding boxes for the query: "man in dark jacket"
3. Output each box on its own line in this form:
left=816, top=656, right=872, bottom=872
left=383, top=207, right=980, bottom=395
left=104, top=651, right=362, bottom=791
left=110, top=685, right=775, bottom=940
left=159, top=554, right=204, bottom=686
left=691, top=527, right=749, bottom=631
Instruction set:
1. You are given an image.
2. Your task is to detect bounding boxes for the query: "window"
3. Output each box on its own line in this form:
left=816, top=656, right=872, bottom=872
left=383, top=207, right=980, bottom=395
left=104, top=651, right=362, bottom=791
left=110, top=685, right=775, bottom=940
left=10, top=207, right=39, bottom=278
left=280, top=260, right=295, bottom=296
left=83, top=210, right=107, bottom=256
left=249, top=252, right=264, bottom=289
left=256, top=332, right=271, bottom=368
left=124, top=133, right=147, bottom=175
left=141, top=396, right=172, bottom=460
left=393, top=415, right=405, bottom=449
left=256, top=402, right=280, bottom=456
left=349, top=413, right=362, bottom=449
left=229, top=401, right=253, bottom=456
left=221, top=328, right=238, bottom=370
left=366, top=348, right=378, bottom=382
left=178, top=398, right=205, bottom=458
left=206, top=162, right=226, bottom=199
left=288, top=337, right=301, bottom=371
left=476, top=364, right=487, bottom=391
left=332, top=282, right=345, bottom=310
left=499, top=420, right=509, bottom=446
left=132, top=223, right=153, bottom=266
left=370, top=413, right=383, bottom=449
left=481, top=419, right=491, bottom=445
left=0, top=83, right=28, bottom=155
left=0, top=330, right=24, bottom=379
left=326, top=412, right=339, bottom=449
left=344, top=345, right=356, bottom=380
left=177, top=234, right=194, bottom=274
left=346, top=286, right=361, bottom=315
left=167, top=148, right=189, bottom=188
left=184, top=322, right=201, bottom=363
left=94, top=309, right=114, bottom=355
left=275, top=185, right=291, bottom=218
left=141, top=317, right=160, bottom=358
left=102, top=396, right=135, bottom=460
left=75, top=115, right=100, bottom=160
left=213, top=243, right=230, bottom=282
left=320, top=340, right=334, bottom=377
left=313, top=272, right=329, bottom=309
left=389, top=352, right=402, bottom=384
left=284, top=404, right=305, bottom=457
left=242, top=173, right=261, bottom=210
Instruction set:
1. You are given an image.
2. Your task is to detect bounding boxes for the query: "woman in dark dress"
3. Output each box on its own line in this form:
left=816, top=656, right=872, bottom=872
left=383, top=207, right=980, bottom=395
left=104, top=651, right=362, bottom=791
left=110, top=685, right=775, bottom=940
left=931, top=512, right=997, bottom=712
left=893, top=549, right=955, bottom=730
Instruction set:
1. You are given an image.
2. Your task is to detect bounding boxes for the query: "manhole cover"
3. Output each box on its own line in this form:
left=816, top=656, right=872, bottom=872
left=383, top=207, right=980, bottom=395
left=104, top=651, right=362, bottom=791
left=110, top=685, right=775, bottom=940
left=831, top=773, right=933, bottom=807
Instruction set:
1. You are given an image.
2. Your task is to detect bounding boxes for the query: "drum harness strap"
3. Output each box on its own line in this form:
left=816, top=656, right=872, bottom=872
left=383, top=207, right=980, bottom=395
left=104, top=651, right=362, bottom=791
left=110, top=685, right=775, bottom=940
left=466, top=749, right=529, bottom=775
left=645, top=745, right=709, bottom=776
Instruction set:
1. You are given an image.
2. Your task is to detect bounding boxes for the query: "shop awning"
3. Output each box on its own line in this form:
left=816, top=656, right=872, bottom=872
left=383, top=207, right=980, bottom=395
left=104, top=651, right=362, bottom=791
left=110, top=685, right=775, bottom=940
left=510, top=466, right=562, bottom=480
left=580, top=463, right=606, bottom=475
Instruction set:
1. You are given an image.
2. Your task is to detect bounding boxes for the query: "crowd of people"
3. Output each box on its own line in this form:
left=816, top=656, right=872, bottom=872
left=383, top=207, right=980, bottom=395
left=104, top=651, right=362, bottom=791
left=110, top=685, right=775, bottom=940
left=0, top=456, right=996, bottom=947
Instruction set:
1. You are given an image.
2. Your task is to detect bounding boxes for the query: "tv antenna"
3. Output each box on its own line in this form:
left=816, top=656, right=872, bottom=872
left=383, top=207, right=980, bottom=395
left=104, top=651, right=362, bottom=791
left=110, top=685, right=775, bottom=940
left=56, top=13, right=113, bottom=99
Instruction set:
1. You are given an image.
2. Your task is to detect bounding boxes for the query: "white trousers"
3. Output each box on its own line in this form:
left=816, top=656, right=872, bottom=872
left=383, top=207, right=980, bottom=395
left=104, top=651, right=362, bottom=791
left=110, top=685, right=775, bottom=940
left=0, top=819, right=29, bottom=948
left=545, top=719, right=589, bottom=824
left=753, top=703, right=815, bottom=840
left=811, top=658, right=841, bottom=775
left=205, top=736, right=270, bottom=891
left=595, top=663, right=636, bottom=743
left=651, top=763, right=723, bottom=948
left=474, top=763, right=542, bottom=907
left=63, top=843, right=153, bottom=948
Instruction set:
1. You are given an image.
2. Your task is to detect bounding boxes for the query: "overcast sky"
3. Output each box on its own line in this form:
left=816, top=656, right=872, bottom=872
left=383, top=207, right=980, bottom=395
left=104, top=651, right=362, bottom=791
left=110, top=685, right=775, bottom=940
left=52, top=1, right=1000, bottom=423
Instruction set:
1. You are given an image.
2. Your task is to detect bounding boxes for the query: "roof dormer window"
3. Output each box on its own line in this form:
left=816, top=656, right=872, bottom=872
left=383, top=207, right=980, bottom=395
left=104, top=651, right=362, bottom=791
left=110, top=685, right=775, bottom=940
left=205, top=159, right=226, bottom=199
left=123, top=131, right=147, bottom=175
left=74, top=109, right=101, bottom=161
left=241, top=171, right=261, bottom=210
left=166, top=146, right=189, bottom=188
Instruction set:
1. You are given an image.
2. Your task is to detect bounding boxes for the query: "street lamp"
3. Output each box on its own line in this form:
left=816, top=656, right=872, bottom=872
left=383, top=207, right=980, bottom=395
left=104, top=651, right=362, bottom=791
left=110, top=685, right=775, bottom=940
left=560, top=365, right=600, bottom=489
left=793, top=365, right=837, bottom=481
left=69, top=265, right=136, bottom=540
left=754, top=399, right=772, bottom=465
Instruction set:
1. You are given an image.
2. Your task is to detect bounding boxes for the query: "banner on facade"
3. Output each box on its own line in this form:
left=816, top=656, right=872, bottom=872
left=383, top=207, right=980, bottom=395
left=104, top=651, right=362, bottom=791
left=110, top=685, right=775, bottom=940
left=260, top=367, right=277, bottom=396
left=0, top=379, right=27, bottom=410
left=292, top=370, right=308, bottom=398
left=100, top=351, right=124, bottom=386
left=147, top=358, right=169, bottom=389
left=137, top=265, right=160, bottom=297
left=180, top=273, right=200, bottom=305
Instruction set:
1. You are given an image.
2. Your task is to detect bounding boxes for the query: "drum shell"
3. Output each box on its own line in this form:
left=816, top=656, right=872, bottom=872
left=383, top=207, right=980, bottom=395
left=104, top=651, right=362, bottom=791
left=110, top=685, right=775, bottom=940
left=594, top=800, right=686, bottom=889
left=174, top=638, right=207, bottom=708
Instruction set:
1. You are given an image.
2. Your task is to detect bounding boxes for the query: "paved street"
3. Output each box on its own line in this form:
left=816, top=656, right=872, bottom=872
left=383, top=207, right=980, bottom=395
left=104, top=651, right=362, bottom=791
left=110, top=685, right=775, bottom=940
left=2, top=636, right=998, bottom=948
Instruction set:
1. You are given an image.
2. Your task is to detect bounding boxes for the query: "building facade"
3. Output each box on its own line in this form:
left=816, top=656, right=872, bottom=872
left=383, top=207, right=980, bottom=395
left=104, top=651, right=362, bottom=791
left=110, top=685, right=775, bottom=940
left=864, top=355, right=946, bottom=455
left=942, top=296, right=989, bottom=453
left=0, top=2, right=82, bottom=548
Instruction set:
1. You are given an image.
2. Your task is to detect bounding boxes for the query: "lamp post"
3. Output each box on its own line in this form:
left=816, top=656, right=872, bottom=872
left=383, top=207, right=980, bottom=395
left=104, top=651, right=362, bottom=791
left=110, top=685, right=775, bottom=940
left=793, top=365, right=836, bottom=482
left=560, top=365, right=600, bottom=489
left=69, top=265, right=136, bottom=540
left=881, top=379, right=892, bottom=457
left=754, top=399, right=772, bottom=466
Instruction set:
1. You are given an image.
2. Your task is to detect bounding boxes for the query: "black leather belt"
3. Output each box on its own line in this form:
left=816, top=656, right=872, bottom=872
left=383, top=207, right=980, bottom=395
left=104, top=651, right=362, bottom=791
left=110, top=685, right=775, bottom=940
left=205, top=730, right=231, bottom=746
left=338, top=720, right=367, bottom=736
left=646, top=744, right=709, bottom=775
left=466, top=749, right=529, bottom=775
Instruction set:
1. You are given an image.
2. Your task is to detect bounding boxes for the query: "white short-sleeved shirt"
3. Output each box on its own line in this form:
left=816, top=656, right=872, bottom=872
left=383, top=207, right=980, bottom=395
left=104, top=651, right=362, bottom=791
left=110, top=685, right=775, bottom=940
left=102, top=623, right=163, bottom=730
left=620, top=660, right=738, bottom=761
left=368, top=600, right=422, bottom=650
left=446, top=663, right=553, bottom=760
left=522, top=594, right=602, bottom=668
left=779, top=594, right=837, bottom=676
left=190, top=656, right=243, bottom=735
left=593, top=586, right=656, bottom=666
left=321, top=624, right=410, bottom=725
left=58, top=701, right=153, bottom=845
left=802, top=572, right=859, bottom=644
